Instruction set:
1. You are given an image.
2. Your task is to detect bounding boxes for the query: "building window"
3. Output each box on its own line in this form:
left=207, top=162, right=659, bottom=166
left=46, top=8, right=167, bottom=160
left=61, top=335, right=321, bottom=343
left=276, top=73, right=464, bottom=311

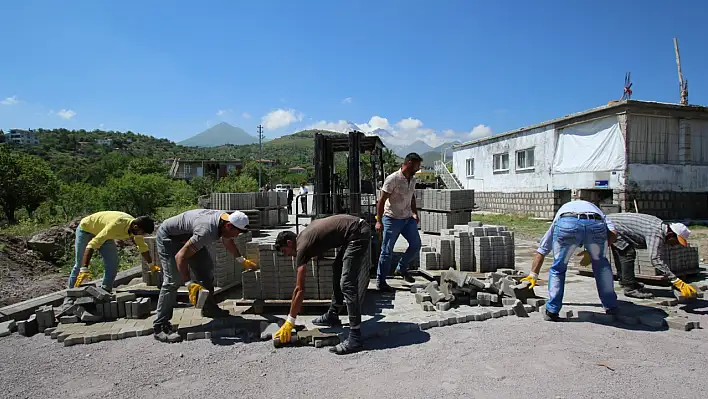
left=493, top=153, right=509, bottom=172
left=516, top=148, right=535, bottom=170
left=184, top=164, right=192, bottom=175
left=465, top=158, right=474, bottom=177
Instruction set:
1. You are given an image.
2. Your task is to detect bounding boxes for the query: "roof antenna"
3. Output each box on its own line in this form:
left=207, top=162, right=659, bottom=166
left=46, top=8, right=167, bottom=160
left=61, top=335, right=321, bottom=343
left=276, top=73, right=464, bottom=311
left=673, top=37, right=689, bottom=105
left=620, top=72, right=632, bottom=101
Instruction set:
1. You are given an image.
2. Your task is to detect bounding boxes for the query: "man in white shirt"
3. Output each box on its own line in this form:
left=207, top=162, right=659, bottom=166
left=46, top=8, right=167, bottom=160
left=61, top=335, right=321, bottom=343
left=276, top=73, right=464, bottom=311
left=521, top=199, right=619, bottom=321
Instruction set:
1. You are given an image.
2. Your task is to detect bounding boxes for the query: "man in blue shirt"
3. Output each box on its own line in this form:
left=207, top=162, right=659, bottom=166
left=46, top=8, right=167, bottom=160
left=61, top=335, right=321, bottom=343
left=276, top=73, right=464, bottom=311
left=521, top=199, right=619, bottom=321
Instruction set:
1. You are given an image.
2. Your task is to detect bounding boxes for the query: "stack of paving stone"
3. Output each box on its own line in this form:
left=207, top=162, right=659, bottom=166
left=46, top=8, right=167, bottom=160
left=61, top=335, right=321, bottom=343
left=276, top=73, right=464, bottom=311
left=418, top=222, right=515, bottom=272
left=57, top=287, right=147, bottom=324
left=142, top=231, right=252, bottom=289
left=206, top=191, right=290, bottom=232
left=413, top=268, right=540, bottom=317
left=241, top=244, right=336, bottom=300
left=417, top=189, right=474, bottom=234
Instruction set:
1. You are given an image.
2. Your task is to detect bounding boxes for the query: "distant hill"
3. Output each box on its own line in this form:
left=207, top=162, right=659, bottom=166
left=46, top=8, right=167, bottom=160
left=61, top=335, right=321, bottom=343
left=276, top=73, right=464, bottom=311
left=179, top=122, right=258, bottom=147
left=420, top=141, right=461, bottom=166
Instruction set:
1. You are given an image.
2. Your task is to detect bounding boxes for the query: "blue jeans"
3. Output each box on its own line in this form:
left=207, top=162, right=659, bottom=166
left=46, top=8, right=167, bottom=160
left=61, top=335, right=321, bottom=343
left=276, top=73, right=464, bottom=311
left=546, top=217, right=618, bottom=314
left=376, top=216, right=421, bottom=284
left=67, top=228, right=119, bottom=291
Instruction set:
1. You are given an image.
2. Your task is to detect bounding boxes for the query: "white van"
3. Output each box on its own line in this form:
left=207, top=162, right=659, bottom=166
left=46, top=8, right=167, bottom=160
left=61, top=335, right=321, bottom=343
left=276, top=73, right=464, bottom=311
left=275, top=184, right=292, bottom=193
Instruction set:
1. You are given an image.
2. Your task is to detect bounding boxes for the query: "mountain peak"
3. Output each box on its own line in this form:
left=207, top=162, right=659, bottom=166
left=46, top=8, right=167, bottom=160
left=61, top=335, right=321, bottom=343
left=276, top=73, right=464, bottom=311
left=179, top=122, right=258, bottom=147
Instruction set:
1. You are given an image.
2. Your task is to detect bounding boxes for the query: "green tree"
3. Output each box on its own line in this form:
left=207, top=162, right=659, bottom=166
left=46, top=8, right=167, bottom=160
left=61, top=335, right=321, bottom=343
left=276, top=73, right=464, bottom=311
left=214, top=174, right=259, bottom=193
left=0, top=146, right=59, bottom=223
left=56, top=183, right=102, bottom=219
left=189, top=176, right=216, bottom=196
left=169, top=180, right=197, bottom=207
left=101, top=172, right=173, bottom=216
left=128, top=157, right=168, bottom=175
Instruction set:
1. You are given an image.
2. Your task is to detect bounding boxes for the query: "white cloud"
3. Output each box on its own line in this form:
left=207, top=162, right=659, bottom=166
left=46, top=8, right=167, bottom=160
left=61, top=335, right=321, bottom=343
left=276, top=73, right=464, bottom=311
left=57, top=109, right=76, bottom=120
left=99, top=123, right=104, bottom=129
left=396, top=117, right=423, bottom=130
left=262, top=108, right=303, bottom=130
left=341, top=97, right=353, bottom=104
left=241, top=112, right=251, bottom=119
left=216, top=109, right=233, bottom=116
left=1, top=96, right=19, bottom=105
left=468, top=124, right=493, bottom=139
left=307, top=115, right=493, bottom=148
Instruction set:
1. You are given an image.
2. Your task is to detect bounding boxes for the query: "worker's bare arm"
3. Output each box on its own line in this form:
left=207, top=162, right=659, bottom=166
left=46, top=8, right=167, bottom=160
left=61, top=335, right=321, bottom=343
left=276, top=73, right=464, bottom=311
left=175, top=243, right=197, bottom=284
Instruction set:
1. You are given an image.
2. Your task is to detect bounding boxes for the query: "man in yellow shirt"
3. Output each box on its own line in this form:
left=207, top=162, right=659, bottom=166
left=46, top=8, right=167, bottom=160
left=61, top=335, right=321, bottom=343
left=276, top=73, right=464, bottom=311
left=65, top=211, right=156, bottom=302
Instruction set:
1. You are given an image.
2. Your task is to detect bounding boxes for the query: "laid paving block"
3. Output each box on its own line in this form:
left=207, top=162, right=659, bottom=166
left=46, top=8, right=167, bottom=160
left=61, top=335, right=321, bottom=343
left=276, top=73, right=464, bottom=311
left=115, top=292, right=137, bottom=303
left=491, top=309, right=505, bottom=318
left=136, top=298, right=151, bottom=318
left=117, top=301, right=126, bottom=318
left=666, top=317, right=700, bottom=331
left=131, top=301, right=140, bottom=318
left=469, top=298, right=479, bottom=306
left=59, top=316, right=79, bottom=324
left=66, top=287, right=88, bottom=298
left=78, top=308, right=101, bottom=323
left=559, top=309, right=574, bottom=319
left=436, top=302, right=451, bottom=311
left=502, top=298, right=517, bottom=306
left=86, top=286, right=112, bottom=301
left=125, top=301, right=134, bottom=318
left=110, top=301, right=119, bottom=320
left=422, top=301, right=436, bottom=311
left=0, top=320, right=17, bottom=337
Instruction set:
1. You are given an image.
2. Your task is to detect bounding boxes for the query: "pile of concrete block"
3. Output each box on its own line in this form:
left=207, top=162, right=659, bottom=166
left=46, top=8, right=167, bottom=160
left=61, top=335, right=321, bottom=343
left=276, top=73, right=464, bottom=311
left=142, top=231, right=252, bottom=289
left=241, top=243, right=336, bottom=300
left=414, top=268, right=540, bottom=317
left=416, top=189, right=474, bottom=234
left=419, top=222, right=515, bottom=272
left=205, top=192, right=289, bottom=228
left=58, top=288, right=143, bottom=324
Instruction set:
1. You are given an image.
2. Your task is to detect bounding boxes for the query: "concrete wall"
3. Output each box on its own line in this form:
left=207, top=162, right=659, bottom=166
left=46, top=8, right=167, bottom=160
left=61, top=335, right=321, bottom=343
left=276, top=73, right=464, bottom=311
left=474, top=191, right=568, bottom=219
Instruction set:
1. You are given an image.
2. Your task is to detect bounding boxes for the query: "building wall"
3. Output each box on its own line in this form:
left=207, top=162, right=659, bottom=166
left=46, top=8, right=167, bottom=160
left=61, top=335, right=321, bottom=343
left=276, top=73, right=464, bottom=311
left=452, top=125, right=556, bottom=193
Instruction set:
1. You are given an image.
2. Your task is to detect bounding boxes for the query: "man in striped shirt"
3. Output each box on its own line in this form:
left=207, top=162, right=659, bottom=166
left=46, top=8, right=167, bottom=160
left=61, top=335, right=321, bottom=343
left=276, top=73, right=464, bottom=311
left=605, top=212, right=697, bottom=299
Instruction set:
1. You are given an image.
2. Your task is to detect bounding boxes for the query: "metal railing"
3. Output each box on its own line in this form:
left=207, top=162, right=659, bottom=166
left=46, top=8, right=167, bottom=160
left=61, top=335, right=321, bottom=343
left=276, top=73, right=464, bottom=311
left=434, top=160, right=462, bottom=190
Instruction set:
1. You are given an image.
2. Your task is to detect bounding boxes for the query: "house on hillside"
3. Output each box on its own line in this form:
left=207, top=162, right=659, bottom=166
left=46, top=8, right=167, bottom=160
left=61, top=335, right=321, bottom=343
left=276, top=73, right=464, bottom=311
left=96, top=138, right=113, bottom=146
left=288, top=166, right=307, bottom=174
left=167, top=159, right=243, bottom=180
left=7, top=129, right=39, bottom=145
left=256, top=159, right=277, bottom=166
left=451, top=100, right=708, bottom=220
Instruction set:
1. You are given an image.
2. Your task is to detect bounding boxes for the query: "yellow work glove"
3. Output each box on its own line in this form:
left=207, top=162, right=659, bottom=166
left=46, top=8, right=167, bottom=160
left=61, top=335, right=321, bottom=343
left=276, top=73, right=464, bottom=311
left=74, top=267, right=91, bottom=287
left=671, top=278, right=698, bottom=298
left=520, top=272, right=538, bottom=289
left=273, top=316, right=296, bottom=344
left=149, top=264, right=161, bottom=272
left=236, top=256, right=258, bottom=270
left=577, top=250, right=591, bottom=267
left=185, top=281, right=204, bottom=305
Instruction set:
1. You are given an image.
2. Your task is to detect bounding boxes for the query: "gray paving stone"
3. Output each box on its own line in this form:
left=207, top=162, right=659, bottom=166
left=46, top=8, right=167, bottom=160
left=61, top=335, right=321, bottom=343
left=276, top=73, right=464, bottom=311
left=512, top=300, right=529, bottom=317
left=666, top=317, right=699, bottom=331
left=527, top=298, right=546, bottom=309
left=491, top=309, right=505, bottom=318
left=0, top=320, right=16, bottom=337
left=559, top=309, right=574, bottom=319
left=86, top=286, right=111, bottom=301
left=65, top=287, right=88, bottom=298
left=259, top=323, right=280, bottom=341
left=74, top=297, right=96, bottom=306
left=436, top=301, right=451, bottom=311
left=59, top=316, right=79, bottom=324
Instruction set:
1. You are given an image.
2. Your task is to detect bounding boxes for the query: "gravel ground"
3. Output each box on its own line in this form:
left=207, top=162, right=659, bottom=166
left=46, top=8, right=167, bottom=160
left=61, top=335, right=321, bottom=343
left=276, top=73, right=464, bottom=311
left=1, top=305, right=707, bottom=399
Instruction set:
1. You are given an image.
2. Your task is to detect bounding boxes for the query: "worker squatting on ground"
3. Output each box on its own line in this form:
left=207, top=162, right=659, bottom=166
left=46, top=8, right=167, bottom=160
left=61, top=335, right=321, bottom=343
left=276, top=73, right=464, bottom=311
left=604, top=212, right=696, bottom=300
left=375, top=152, right=423, bottom=291
left=274, top=214, right=372, bottom=355
left=521, top=200, right=619, bottom=321
left=64, top=211, right=156, bottom=307
left=152, top=209, right=257, bottom=343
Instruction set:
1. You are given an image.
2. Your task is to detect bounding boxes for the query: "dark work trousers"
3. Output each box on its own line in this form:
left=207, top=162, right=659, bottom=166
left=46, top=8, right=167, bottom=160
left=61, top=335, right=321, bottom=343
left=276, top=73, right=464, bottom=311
left=610, top=244, right=637, bottom=288
left=330, top=224, right=371, bottom=330
left=153, top=229, right=216, bottom=329
left=300, top=196, right=308, bottom=215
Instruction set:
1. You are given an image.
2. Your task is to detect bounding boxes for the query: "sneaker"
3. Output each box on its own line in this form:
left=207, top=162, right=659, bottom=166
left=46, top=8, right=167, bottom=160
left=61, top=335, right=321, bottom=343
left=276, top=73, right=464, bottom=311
left=312, top=311, right=342, bottom=327
left=376, top=282, right=395, bottom=293
left=623, top=289, right=654, bottom=299
left=154, top=323, right=182, bottom=343
left=201, top=304, right=230, bottom=318
left=542, top=307, right=560, bottom=322
left=328, top=337, right=363, bottom=355
left=395, top=269, right=416, bottom=284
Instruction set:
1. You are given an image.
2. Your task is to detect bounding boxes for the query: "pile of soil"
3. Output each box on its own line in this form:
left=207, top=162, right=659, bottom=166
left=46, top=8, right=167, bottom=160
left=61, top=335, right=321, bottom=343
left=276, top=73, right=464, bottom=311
left=0, top=234, right=66, bottom=308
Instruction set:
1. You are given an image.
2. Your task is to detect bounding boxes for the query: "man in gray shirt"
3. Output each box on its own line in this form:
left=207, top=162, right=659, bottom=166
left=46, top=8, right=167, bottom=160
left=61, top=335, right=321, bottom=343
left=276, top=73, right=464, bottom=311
left=606, top=212, right=696, bottom=300
left=153, top=209, right=257, bottom=343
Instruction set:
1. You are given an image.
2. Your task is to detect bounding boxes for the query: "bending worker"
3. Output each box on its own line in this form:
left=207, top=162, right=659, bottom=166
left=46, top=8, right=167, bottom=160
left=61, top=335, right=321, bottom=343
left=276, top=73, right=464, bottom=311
left=65, top=211, right=156, bottom=307
left=274, top=214, right=371, bottom=355
left=604, top=212, right=696, bottom=300
left=522, top=199, right=619, bottom=321
left=375, top=152, right=423, bottom=290
left=153, top=209, right=257, bottom=343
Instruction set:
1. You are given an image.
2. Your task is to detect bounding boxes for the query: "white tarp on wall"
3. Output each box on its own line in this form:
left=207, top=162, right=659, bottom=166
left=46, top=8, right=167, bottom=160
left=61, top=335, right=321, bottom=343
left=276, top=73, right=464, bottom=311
left=552, top=117, right=625, bottom=173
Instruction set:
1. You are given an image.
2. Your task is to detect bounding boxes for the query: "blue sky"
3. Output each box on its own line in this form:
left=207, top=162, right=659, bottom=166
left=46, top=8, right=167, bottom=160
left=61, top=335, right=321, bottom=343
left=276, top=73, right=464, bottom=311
left=2, top=1, right=707, bottom=147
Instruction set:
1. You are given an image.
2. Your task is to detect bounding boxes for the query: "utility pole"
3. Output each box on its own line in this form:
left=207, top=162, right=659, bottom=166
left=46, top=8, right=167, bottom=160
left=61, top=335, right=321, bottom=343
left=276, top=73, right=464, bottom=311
left=673, top=37, right=689, bottom=105
left=257, top=125, right=264, bottom=188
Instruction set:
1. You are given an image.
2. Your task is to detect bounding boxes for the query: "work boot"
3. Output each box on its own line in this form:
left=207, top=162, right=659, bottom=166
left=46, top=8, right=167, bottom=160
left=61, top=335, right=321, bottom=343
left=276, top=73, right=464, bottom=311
left=623, top=289, right=654, bottom=299
left=312, top=310, right=342, bottom=327
left=201, top=302, right=230, bottom=318
left=376, top=282, right=395, bottom=293
left=542, top=307, right=560, bottom=322
left=154, top=323, right=182, bottom=343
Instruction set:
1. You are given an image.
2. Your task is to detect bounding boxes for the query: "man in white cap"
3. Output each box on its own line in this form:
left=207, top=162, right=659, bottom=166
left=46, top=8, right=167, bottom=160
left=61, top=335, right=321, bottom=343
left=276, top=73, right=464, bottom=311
left=604, top=212, right=697, bottom=300
left=152, top=209, right=257, bottom=343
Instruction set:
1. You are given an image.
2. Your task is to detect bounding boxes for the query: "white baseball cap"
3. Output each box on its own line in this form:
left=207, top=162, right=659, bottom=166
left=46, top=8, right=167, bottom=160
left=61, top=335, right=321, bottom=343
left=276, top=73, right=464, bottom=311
left=669, top=222, right=690, bottom=246
left=221, top=211, right=250, bottom=231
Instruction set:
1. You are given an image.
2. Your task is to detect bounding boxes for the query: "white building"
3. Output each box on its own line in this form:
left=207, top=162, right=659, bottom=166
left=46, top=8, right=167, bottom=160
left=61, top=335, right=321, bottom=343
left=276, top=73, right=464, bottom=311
left=451, top=100, right=708, bottom=219
left=7, top=129, right=39, bottom=145
left=96, top=138, right=113, bottom=146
